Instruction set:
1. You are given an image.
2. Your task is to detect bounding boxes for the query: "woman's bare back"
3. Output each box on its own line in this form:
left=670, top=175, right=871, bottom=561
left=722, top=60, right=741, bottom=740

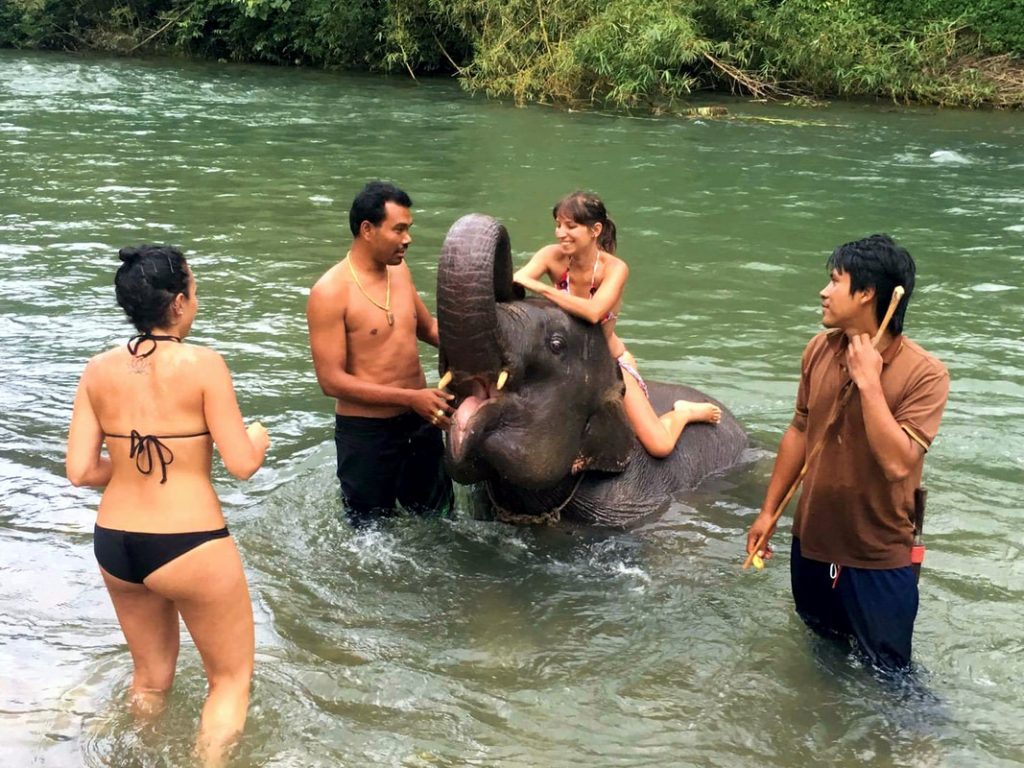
left=85, top=341, right=221, bottom=530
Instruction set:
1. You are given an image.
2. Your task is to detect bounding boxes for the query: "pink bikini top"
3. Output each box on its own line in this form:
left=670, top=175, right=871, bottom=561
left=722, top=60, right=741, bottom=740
left=557, top=254, right=617, bottom=324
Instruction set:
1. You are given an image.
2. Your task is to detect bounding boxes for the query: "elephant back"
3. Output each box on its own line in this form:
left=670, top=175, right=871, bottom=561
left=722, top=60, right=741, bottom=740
left=565, top=380, right=748, bottom=527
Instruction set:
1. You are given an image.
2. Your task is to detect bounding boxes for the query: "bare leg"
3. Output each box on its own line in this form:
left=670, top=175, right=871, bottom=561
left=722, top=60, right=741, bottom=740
left=620, top=358, right=721, bottom=459
left=621, top=370, right=679, bottom=458
left=100, top=569, right=180, bottom=719
left=144, top=537, right=254, bottom=768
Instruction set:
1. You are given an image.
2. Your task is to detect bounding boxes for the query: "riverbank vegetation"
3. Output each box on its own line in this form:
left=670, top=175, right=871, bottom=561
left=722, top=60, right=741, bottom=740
left=3, top=0, right=1022, bottom=109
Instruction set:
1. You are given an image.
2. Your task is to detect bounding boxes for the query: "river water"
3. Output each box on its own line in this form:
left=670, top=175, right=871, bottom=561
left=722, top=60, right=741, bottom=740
left=1, top=50, right=1022, bottom=767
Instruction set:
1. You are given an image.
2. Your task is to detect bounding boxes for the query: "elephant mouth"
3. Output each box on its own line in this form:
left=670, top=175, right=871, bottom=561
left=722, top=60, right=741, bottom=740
left=449, top=376, right=504, bottom=464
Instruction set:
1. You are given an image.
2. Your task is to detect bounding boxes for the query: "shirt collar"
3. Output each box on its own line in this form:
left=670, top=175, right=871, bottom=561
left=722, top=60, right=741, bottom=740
left=825, top=328, right=904, bottom=366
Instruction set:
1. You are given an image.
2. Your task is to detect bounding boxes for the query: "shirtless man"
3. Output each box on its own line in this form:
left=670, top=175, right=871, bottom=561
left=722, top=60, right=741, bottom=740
left=307, top=181, right=453, bottom=523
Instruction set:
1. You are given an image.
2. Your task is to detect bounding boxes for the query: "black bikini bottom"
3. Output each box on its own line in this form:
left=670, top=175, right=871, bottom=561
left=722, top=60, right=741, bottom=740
left=93, top=524, right=230, bottom=584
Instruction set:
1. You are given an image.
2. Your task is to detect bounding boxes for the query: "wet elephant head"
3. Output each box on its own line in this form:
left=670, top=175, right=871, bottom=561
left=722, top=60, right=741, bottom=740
left=437, top=214, right=633, bottom=490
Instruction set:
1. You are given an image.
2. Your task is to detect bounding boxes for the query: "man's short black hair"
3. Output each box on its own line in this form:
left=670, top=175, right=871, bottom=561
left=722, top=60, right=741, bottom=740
left=349, top=181, right=412, bottom=237
left=827, top=234, right=916, bottom=335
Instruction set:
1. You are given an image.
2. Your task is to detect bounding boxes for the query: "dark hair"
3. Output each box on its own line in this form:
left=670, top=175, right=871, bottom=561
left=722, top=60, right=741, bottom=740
left=826, top=234, right=915, bottom=335
left=114, top=245, right=190, bottom=332
left=552, top=191, right=617, bottom=254
left=349, top=181, right=413, bottom=237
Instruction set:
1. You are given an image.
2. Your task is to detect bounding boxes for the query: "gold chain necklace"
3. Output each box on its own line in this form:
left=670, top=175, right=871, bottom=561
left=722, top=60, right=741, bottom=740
left=346, top=251, right=393, bottom=326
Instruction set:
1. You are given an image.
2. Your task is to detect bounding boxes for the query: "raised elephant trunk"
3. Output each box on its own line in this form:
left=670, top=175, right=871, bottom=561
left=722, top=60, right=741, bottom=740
left=436, top=214, right=521, bottom=378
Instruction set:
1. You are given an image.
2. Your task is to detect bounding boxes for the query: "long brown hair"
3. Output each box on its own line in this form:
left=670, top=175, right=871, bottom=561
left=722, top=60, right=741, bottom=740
left=553, top=191, right=617, bottom=254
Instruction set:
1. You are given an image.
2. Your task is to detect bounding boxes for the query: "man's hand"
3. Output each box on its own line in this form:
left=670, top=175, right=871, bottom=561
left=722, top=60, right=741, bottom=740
left=408, top=387, right=455, bottom=429
left=847, top=332, right=883, bottom=392
left=746, top=509, right=778, bottom=561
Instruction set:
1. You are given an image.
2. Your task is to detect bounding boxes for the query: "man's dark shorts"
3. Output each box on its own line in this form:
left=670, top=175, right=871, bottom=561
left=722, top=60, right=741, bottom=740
left=791, top=537, right=919, bottom=671
left=334, top=412, right=453, bottom=525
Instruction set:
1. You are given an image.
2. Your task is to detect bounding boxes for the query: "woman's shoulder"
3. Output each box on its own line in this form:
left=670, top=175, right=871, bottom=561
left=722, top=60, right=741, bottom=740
left=602, top=252, right=629, bottom=276
left=83, top=343, right=127, bottom=374
left=535, top=243, right=566, bottom=262
left=176, top=342, right=227, bottom=370
left=156, top=344, right=232, bottom=392
left=87, top=340, right=224, bottom=375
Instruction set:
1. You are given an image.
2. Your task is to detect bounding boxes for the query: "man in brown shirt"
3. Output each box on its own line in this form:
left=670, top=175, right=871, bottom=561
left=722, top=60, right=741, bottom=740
left=746, top=234, right=949, bottom=670
left=307, top=181, right=454, bottom=523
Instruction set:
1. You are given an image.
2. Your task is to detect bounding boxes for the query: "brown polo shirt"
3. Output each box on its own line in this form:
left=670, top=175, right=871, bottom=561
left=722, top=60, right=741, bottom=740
left=790, top=330, right=949, bottom=569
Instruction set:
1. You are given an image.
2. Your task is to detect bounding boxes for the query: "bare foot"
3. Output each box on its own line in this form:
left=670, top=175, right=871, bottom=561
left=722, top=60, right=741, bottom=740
left=673, top=399, right=721, bottom=425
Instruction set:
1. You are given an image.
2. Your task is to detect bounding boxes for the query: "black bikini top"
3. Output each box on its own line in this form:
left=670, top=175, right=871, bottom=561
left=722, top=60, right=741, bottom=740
left=104, top=333, right=210, bottom=484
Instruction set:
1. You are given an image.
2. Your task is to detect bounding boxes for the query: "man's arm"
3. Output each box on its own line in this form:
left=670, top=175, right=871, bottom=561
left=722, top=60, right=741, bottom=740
left=847, top=333, right=924, bottom=482
left=746, top=425, right=807, bottom=558
left=412, top=283, right=439, bottom=347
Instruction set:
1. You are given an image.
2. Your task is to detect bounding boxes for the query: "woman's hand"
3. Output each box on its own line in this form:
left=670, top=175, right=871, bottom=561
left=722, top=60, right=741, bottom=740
left=246, top=421, right=270, bottom=453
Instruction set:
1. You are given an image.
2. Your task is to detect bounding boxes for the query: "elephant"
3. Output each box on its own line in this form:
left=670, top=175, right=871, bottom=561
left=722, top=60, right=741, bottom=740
left=436, top=214, right=748, bottom=528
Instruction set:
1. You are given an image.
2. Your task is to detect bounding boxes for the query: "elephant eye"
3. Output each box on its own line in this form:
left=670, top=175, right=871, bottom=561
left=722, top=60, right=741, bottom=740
left=547, top=333, right=566, bottom=354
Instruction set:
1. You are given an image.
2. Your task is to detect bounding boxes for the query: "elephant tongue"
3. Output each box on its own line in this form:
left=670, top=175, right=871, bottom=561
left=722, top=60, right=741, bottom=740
left=450, top=395, right=486, bottom=461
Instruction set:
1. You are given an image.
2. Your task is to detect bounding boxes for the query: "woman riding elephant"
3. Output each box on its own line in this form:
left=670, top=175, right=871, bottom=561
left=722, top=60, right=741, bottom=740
left=513, top=191, right=720, bottom=457
left=436, top=211, right=747, bottom=526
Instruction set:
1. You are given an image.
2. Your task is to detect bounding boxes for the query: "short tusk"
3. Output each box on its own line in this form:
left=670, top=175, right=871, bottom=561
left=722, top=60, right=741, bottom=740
left=496, top=370, right=509, bottom=391
left=438, top=370, right=453, bottom=390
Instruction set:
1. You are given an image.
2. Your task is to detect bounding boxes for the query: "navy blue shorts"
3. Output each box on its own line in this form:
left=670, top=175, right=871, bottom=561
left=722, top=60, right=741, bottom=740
left=790, top=537, right=919, bottom=670
left=334, top=412, right=453, bottom=524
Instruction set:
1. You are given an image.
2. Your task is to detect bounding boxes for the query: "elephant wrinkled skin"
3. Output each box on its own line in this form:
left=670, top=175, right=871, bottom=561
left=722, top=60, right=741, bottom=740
left=437, top=214, right=747, bottom=528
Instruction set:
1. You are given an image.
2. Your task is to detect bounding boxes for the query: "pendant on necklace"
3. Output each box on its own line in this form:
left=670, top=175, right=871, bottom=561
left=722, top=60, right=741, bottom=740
left=387, top=311, right=394, bottom=326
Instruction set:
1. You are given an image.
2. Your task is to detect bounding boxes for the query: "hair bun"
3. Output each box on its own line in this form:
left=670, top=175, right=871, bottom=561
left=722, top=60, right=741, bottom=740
left=118, top=246, right=143, bottom=264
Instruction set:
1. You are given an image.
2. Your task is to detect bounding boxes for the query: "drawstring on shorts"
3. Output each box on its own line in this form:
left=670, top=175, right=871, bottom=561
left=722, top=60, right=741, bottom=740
left=830, top=563, right=842, bottom=589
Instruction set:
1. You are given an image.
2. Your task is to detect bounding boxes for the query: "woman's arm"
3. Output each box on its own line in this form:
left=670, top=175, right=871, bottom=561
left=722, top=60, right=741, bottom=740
left=512, top=245, right=560, bottom=287
left=66, top=363, right=113, bottom=487
left=520, top=256, right=629, bottom=325
left=201, top=349, right=269, bottom=480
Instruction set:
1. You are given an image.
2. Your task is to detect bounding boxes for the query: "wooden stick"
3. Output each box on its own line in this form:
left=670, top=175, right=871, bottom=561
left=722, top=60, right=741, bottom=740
left=743, top=286, right=905, bottom=570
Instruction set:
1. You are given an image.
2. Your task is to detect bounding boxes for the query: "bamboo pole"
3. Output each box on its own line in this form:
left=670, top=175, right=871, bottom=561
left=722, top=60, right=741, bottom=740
left=743, top=286, right=905, bottom=570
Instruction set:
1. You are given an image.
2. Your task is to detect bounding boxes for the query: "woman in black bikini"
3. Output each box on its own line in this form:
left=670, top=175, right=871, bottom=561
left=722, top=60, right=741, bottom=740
left=66, top=245, right=269, bottom=766
left=513, top=191, right=720, bottom=457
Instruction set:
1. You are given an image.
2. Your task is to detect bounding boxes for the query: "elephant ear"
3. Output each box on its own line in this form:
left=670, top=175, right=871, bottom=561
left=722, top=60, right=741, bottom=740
left=572, top=397, right=634, bottom=474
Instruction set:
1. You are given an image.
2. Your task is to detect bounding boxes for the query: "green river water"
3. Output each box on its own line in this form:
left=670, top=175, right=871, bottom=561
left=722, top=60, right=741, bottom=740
left=0, top=50, right=1022, bottom=767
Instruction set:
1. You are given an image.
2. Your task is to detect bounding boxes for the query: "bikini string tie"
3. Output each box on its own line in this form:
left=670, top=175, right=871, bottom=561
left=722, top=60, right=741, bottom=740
left=127, top=333, right=182, bottom=358
left=128, top=430, right=174, bottom=484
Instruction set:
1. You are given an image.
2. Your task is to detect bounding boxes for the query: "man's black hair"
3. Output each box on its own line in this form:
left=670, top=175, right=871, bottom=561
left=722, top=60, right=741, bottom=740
left=349, top=181, right=412, bottom=237
left=827, top=234, right=916, bottom=335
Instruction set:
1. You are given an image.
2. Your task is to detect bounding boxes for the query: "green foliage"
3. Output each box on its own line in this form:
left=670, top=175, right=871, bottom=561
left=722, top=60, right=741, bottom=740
left=379, top=0, right=716, bottom=106
left=746, top=0, right=1006, bottom=106
left=868, top=0, right=1024, bottom=55
left=571, top=1, right=707, bottom=105
left=0, top=0, right=48, bottom=48
left=2, top=0, right=1022, bottom=108
left=167, top=0, right=383, bottom=66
